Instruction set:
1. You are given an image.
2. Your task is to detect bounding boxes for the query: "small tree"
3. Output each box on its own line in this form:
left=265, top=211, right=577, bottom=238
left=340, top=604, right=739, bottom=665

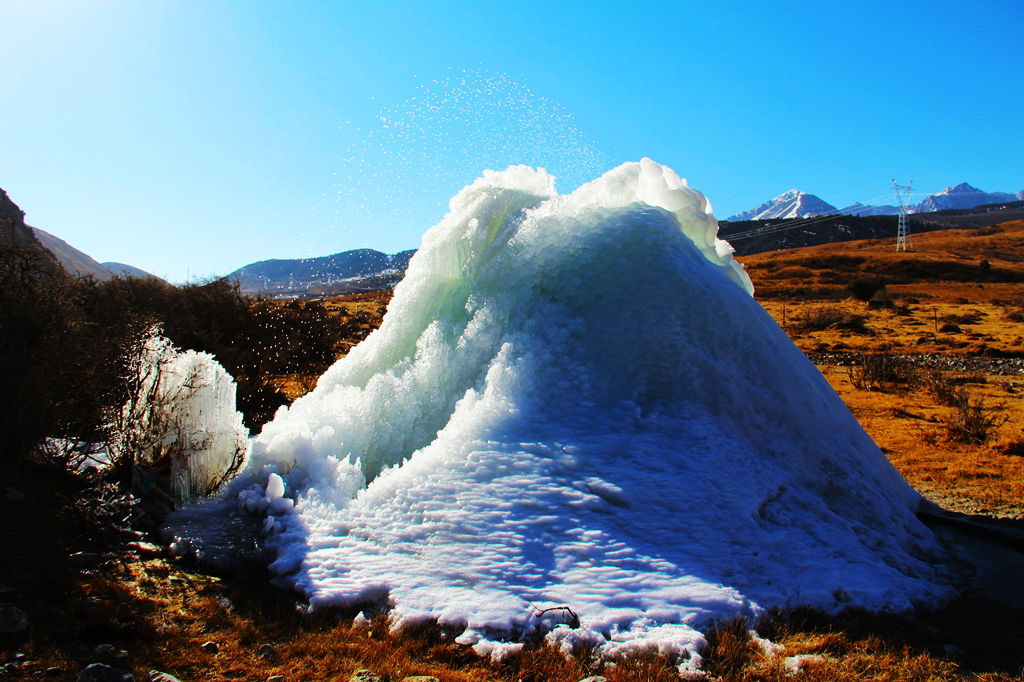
left=846, top=276, right=885, bottom=302
left=106, top=326, right=248, bottom=505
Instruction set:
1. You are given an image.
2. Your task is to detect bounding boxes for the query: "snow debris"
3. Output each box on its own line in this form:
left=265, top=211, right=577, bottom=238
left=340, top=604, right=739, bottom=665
left=783, top=654, right=826, bottom=674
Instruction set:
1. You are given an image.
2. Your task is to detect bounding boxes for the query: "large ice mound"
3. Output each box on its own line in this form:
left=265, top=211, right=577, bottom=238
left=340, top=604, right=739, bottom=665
left=229, top=159, right=955, bottom=663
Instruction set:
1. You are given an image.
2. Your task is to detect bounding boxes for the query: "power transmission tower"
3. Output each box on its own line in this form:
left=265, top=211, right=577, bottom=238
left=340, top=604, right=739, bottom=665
left=892, top=179, right=914, bottom=251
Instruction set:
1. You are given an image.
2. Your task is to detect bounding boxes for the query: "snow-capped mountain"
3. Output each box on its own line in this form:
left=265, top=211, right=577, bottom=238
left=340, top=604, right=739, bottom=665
left=912, top=182, right=1020, bottom=213
left=726, top=190, right=837, bottom=221
left=837, top=202, right=899, bottom=217
left=728, top=182, right=1023, bottom=222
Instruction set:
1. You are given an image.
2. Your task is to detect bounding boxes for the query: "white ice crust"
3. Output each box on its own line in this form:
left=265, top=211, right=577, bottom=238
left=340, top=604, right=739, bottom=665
left=230, top=159, right=954, bottom=663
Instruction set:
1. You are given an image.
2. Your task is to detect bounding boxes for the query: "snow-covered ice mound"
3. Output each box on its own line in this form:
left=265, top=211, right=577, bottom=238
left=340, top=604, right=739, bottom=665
left=230, top=159, right=956, bottom=663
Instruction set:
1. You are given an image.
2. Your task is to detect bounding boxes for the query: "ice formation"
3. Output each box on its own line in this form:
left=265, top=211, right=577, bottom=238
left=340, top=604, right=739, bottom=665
left=113, top=330, right=247, bottom=502
left=225, top=159, right=955, bottom=664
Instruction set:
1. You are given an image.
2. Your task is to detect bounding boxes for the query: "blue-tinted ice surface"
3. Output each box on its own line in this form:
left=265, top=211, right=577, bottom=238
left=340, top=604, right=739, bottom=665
left=205, top=160, right=956, bottom=666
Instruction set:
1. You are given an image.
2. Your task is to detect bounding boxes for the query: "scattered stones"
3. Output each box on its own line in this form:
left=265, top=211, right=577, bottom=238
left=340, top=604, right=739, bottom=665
left=76, top=662, right=135, bottom=682
left=576, top=677, right=609, bottom=682
left=257, top=643, right=277, bottom=659
left=147, top=671, right=182, bottom=682
left=0, top=605, right=28, bottom=634
left=809, top=351, right=1024, bottom=375
left=200, top=640, right=219, bottom=654
left=44, top=666, right=65, bottom=677
left=348, top=671, right=382, bottom=682
left=92, top=644, right=131, bottom=669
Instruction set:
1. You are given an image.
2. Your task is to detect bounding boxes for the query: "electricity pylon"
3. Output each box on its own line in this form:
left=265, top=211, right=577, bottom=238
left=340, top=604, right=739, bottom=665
left=892, top=179, right=914, bottom=252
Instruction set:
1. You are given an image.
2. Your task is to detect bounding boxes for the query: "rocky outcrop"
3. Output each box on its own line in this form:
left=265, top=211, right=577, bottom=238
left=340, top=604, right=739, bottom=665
left=0, top=187, right=62, bottom=274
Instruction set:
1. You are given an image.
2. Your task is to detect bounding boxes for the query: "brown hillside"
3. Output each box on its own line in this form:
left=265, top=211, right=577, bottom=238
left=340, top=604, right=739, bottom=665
left=745, top=221, right=1024, bottom=359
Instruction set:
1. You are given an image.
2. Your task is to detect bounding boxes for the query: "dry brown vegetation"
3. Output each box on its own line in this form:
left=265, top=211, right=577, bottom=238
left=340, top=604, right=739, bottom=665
left=266, top=292, right=391, bottom=400
left=4, top=223, right=1024, bottom=680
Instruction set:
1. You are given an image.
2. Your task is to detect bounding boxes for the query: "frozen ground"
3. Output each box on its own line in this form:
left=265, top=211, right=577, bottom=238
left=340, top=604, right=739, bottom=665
left=177, top=159, right=959, bottom=667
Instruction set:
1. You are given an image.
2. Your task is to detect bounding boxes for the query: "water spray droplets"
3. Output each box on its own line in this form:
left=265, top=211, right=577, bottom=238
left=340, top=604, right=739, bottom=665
left=331, top=69, right=608, bottom=247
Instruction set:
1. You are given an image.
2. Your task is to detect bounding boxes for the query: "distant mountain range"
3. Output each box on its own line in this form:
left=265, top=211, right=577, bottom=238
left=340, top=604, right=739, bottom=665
left=726, top=182, right=1024, bottom=221
left=719, top=199, right=1024, bottom=256
left=227, top=249, right=417, bottom=296
left=7, top=181, right=1024, bottom=299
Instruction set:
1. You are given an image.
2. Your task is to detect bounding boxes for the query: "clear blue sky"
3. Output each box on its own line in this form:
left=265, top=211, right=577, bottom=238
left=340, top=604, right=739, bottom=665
left=2, top=0, right=1021, bottom=282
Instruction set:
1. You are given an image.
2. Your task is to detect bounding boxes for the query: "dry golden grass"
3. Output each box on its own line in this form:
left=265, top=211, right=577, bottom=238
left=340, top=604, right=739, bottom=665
left=818, top=366, right=1024, bottom=519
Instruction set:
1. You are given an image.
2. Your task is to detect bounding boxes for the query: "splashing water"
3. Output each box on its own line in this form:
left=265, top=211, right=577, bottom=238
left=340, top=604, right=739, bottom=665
left=330, top=69, right=609, bottom=250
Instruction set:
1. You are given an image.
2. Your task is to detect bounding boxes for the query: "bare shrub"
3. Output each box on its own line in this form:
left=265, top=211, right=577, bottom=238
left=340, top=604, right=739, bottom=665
left=922, top=370, right=968, bottom=406
left=1000, top=439, right=1024, bottom=457
left=946, top=396, right=1006, bottom=445
left=942, top=312, right=983, bottom=325
left=867, top=288, right=895, bottom=309
left=846, top=276, right=885, bottom=302
left=848, top=354, right=918, bottom=390
left=797, top=307, right=869, bottom=333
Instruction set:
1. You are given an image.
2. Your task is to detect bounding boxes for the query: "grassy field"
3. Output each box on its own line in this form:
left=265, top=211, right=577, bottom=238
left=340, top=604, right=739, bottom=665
left=3, top=222, right=1024, bottom=680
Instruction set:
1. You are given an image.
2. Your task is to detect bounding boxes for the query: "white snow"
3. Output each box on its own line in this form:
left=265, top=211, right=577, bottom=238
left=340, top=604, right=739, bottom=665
left=203, top=159, right=955, bottom=665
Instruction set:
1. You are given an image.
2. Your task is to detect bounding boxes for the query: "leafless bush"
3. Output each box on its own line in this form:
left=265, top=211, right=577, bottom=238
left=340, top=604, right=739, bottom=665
left=946, top=396, right=1006, bottom=445
left=1005, top=309, right=1024, bottom=323
left=846, top=276, right=885, bottom=302
left=848, top=353, right=919, bottom=390
left=921, top=370, right=968, bottom=407
left=797, top=307, right=868, bottom=333
left=942, top=312, right=983, bottom=325
left=1000, top=439, right=1024, bottom=457
left=867, top=287, right=894, bottom=309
